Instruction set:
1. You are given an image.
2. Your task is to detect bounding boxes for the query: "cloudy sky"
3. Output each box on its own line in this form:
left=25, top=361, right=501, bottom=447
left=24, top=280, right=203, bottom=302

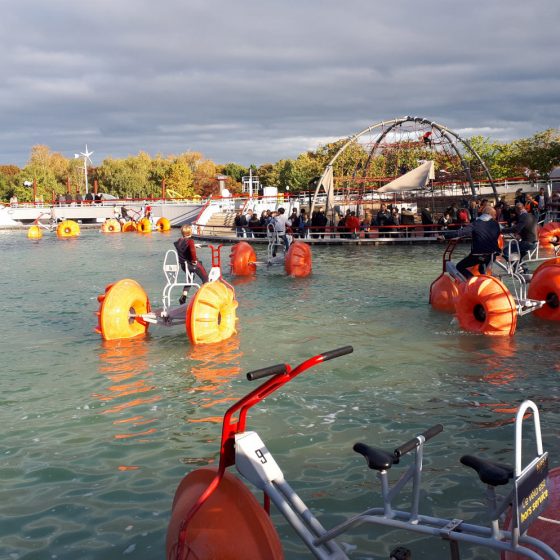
left=1, top=0, right=559, bottom=168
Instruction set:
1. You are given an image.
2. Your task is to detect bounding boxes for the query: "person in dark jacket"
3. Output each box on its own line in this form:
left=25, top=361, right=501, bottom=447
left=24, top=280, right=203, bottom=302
left=502, top=202, right=538, bottom=265
left=234, top=210, right=247, bottom=237
left=174, top=225, right=208, bottom=304
left=440, top=206, right=501, bottom=279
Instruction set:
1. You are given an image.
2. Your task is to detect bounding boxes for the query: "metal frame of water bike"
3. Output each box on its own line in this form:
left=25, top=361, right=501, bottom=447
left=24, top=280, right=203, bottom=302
left=266, top=222, right=292, bottom=266
left=180, top=347, right=558, bottom=559
left=134, top=244, right=222, bottom=326
left=443, top=237, right=547, bottom=317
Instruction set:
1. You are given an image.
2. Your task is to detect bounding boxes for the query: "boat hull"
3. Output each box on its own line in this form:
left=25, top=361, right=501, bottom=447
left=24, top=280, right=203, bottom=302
left=0, top=202, right=204, bottom=228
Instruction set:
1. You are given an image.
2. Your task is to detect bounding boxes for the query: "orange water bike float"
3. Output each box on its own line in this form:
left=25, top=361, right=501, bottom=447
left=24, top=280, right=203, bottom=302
left=121, top=221, right=137, bottom=232
left=528, top=262, right=560, bottom=321
left=27, top=224, right=43, bottom=239
left=56, top=219, right=81, bottom=238
left=137, top=217, right=152, bottom=233
left=454, top=275, right=517, bottom=336
left=156, top=217, right=172, bottom=232
left=95, top=245, right=238, bottom=345
left=230, top=239, right=312, bottom=278
left=429, top=238, right=560, bottom=336
left=100, top=218, right=121, bottom=233
left=538, top=221, right=560, bottom=249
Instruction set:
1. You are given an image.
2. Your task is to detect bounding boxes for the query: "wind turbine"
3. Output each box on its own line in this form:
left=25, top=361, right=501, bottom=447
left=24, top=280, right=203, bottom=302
left=74, top=145, right=94, bottom=194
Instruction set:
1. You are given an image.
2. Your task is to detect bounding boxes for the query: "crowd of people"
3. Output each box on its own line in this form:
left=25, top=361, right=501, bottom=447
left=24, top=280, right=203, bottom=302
left=439, top=193, right=544, bottom=279
left=229, top=188, right=560, bottom=241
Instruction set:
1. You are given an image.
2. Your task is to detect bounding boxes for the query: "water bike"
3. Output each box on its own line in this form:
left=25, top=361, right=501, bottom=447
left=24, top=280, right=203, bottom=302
left=166, top=346, right=559, bottom=559
left=430, top=235, right=560, bottom=336
left=26, top=212, right=81, bottom=239
left=95, top=244, right=238, bottom=345
left=230, top=223, right=312, bottom=278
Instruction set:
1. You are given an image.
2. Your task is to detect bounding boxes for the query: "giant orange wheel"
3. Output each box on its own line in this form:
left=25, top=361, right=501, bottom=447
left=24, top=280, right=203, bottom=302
left=538, top=221, right=560, bottom=249
left=100, top=218, right=121, bottom=233
left=230, top=242, right=257, bottom=276
left=166, top=467, right=284, bottom=560
left=56, top=219, right=81, bottom=238
left=95, top=279, right=150, bottom=340
left=527, top=263, right=560, bottom=321
left=285, top=241, right=312, bottom=277
left=429, top=273, right=458, bottom=313
left=186, top=281, right=238, bottom=344
left=454, top=275, right=517, bottom=336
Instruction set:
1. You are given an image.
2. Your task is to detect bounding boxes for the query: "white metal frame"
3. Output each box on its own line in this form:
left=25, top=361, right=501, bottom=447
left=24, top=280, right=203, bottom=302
left=233, top=401, right=558, bottom=560
left=161, top=249, right=200, bottom=313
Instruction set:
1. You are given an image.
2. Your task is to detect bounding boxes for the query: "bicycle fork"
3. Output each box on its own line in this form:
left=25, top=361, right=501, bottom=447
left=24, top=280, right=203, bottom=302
left=235, top=430, right=348, bottom=560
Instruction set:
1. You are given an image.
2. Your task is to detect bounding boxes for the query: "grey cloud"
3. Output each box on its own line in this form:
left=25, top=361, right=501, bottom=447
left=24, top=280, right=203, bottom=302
left=1, top=0, right=559, bottom=167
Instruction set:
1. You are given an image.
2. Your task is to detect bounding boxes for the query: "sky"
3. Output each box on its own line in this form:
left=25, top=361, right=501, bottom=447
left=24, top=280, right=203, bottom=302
left=1, top=0, right=559, bottom=169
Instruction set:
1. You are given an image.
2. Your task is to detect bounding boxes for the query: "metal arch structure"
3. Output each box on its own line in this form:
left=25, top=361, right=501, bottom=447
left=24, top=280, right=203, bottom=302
left=309, top=116, right=498, bottom=216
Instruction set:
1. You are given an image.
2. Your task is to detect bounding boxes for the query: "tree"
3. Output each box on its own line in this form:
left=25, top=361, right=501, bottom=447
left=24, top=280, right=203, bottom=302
left=167, top=157, right=195, bottom=198
left=221, top=162, right=248, bottom=183
left=509, top=129, right=560, bottom=178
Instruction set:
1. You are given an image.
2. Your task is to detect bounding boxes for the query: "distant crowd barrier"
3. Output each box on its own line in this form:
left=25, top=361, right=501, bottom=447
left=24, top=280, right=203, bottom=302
left=192, top=222, right=464, bottom=240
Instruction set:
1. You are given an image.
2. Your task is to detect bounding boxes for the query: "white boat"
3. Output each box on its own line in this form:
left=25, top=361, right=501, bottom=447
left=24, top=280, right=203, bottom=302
left=0, top=199, right=205, bottom=228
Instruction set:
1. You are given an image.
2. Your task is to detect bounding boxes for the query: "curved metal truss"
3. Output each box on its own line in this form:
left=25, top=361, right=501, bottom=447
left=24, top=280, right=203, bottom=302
left=310, top=115, right=497, bottom=215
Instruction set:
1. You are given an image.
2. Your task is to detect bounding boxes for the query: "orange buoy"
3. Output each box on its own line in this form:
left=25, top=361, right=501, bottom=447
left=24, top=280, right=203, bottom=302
left=285, top=241, right=312, bottom=277
left=156, top=217, right=171, bottom=232
left=56, top=219, right=80, bottom=238
left=429, top=273, right=459, bottom=313
left=122, top=221, right=137, bottom=232
left=503, top=466, right=560, bottom=559
left=454, top=275, right=517, bottom=336
left=166, top=467, right=284, bottom=560
left=27, top=225, right=43, bottom=239
left=186, top=281, right=238, bottom=345
left=538, top=221, right=560, bottom=249
left=230, top=242, right=257, bottom=276
left=95, top=279, right=150, bottom=340
left=100, top=218, right=121, bottom=233
left=527, top=263, right=560, bottom=321
left=137, top=217, right=152, bottom=233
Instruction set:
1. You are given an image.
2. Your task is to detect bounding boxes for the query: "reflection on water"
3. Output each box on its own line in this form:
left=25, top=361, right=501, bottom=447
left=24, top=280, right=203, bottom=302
left=94, top=339, right=161, bottom=447
left=187, top=336, right=242, bottom=424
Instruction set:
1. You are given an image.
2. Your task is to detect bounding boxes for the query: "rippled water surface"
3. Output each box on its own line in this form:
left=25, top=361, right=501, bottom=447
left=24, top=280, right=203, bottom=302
left=1, top=229, right=559, bottom=559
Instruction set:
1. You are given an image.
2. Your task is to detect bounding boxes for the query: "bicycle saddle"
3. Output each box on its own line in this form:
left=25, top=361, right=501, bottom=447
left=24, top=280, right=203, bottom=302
left=460, top=455, right=513, bottom=486
left=353, top=443, right=394, bottom=471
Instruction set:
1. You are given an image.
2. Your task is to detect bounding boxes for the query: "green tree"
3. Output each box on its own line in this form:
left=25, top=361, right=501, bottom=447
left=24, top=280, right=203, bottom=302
left=509, top=129, right=560, bottom=178
left=19, top=145, right=71, bottom=201
left=221, top=162, right=248, bottom=183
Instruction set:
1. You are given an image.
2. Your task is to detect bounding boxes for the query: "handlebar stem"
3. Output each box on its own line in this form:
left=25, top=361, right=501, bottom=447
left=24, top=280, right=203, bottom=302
left=218, top=350, right=351, bottom=470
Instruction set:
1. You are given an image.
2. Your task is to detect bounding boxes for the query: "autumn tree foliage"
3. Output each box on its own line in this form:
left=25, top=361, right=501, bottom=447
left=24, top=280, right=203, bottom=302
left=1, top=129, right=559, bottom=202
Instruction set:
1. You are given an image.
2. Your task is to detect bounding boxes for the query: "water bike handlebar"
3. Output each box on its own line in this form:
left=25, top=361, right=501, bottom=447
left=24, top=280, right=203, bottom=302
left=394, top=424, right=444, bottom=458
left=246, top=345, right=354, bottom=381
left=218, top=346, right=354, bottom=469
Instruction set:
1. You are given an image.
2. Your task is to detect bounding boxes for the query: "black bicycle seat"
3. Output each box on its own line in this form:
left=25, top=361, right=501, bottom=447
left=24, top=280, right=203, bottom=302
left=460, top=455, right=513, bottom=486
left=353, top=443, right=394, bottom=471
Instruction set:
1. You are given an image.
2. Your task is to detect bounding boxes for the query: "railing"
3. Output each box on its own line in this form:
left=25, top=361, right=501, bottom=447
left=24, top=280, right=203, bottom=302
left=192, top=221, right=464, bottom=240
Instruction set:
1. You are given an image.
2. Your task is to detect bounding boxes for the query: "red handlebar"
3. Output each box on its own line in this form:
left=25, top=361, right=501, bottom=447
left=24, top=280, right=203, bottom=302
left=219, top=346, right=353, bottom=469
left=174, top=346, right=354, bottom=557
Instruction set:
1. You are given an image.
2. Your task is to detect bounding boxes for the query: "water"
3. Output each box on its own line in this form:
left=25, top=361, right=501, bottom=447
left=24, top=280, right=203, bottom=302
left=1, top=230, right=559, bottom=559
